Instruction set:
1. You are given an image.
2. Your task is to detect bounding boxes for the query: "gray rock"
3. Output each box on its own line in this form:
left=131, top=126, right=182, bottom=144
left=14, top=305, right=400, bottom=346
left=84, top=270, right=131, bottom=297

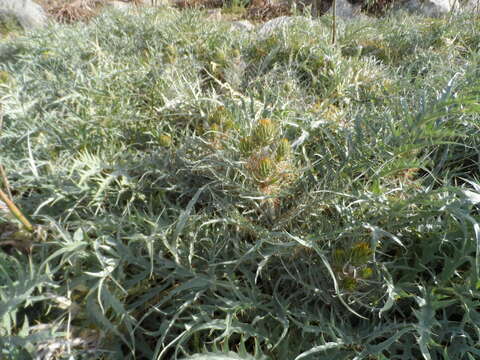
left=462, top=0, right=480, bottom=12
left=0, top=0, right=47, bottom=29
left=294, top=0, right=365, bottom=18
left=142, top=0, right=171, bottom=4
left=143, top=0, right=175, bottom=6
left=106, top=0, right=171, bottom=10
left=326, top=0, right=363, bottom=18
left=319, top=0, right=470, bottom=19
left=400, top=0, right=458, bottom=16
left=106, top=1, right=137, bottom=11
left=230, top=20, right=255, bottom=32
left=257, top=16, right=313, bottom=38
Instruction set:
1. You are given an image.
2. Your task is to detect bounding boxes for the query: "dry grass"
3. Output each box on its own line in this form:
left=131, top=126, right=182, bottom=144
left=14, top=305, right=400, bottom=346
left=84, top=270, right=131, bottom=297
left=47, top=0, right=102, bottom=23
left=36, top=0, right=145, bottom=23
left=34, top=0, right=312, bottom=24
left=244, top=2, right=292, bottom=21
left=36, top=0, right=98, bottom=9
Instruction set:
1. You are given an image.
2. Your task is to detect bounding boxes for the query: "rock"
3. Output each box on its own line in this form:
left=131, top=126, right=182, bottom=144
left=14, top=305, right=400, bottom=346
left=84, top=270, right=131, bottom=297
left=230, top=20, right=255, bottom=32
left=295, top=0, right=333, bottom=16
left=399, top=0, right=458, bottom=16
left=461, top=0, right=480, bottom=12
left=105, top=0, right=171, bottom=10
left=0, top=0, right=47, bottom=29
left=135, top=0, right=171, bottom=6
left=317, top=0, right=466, bottom=18
left=107, top=1, right=138, bottom=11
left=326, top=0, right=363, bottom=18
left=257, top=16, right=313, bottom=38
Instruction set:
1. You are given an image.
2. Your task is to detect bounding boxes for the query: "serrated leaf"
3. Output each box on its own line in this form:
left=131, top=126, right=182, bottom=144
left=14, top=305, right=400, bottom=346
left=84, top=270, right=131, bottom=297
left=182, top=351, right=264, bottom=360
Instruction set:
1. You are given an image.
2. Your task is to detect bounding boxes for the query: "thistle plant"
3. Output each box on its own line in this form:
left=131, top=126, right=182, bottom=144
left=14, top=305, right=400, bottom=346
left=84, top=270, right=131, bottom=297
left=0, top=7, right=479, bottom=360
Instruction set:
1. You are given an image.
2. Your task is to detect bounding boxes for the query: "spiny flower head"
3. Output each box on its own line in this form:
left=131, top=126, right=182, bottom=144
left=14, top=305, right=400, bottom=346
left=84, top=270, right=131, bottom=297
left=254, top=156, right=275, bottom=180
left=239, top=136, right=254, bottom=156
left=252, top=118, right=277, bottom=146
left=351, top=242, right=372, bottom=266
left=276, top=138, right=291, bottom=160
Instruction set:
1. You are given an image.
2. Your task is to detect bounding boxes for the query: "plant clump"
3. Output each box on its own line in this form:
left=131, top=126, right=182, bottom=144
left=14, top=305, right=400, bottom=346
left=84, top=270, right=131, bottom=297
left=0, top=7, right=479, bottom=360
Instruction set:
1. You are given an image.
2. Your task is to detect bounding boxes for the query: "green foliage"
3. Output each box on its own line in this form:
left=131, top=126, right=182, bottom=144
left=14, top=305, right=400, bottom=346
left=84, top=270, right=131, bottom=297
left=183, top=352, right=265, bottom=360
left=0, top=15, right=22, bottom=36
left=0, top=7, right=479, bottom=360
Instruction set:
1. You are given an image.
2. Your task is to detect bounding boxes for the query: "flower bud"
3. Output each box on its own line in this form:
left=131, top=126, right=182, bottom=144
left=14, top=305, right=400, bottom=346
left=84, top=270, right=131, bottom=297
left=252, top=118, right=277, bottom=146
left=158, top=134, right=172, bottom=147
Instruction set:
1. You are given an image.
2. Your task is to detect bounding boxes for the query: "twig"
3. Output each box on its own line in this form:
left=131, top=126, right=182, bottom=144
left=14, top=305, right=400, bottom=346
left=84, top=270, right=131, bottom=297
left=331, top=0, right=336, bottom=45
left=0, top=188, right=34, bottom=233
left=0, top=105, right=3, bottom=132
left=0, top=164, right=12, bottom=200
